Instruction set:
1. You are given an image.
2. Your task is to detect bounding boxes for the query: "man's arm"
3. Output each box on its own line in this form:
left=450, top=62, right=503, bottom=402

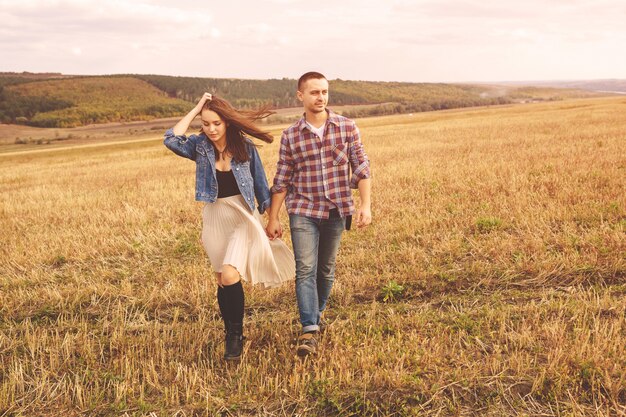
left=347, top=122, right=372, bottom=228
left=265, top=131, right=294, bottom=239
left=355, top=178, right=372, bottom=228
left=266, top=190, right=287, bottom=239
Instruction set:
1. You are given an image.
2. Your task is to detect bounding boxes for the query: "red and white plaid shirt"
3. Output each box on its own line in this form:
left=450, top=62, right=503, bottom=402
left=271, top=109, right=371, bottom=219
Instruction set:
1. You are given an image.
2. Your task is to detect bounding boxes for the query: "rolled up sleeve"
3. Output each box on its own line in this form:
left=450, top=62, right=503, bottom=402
left=271, top=132, right=294, bottom=194
left=163, top=128, right=197, bottom=161
left=348, top=125, right=371, bottom=189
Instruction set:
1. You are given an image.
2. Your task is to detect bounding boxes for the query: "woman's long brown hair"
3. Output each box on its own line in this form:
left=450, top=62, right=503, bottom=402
left=201, top=96, right=274, bottom=162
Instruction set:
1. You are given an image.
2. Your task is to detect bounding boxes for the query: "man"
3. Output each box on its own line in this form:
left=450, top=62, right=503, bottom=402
left=266, top=71, right=372, bottom=356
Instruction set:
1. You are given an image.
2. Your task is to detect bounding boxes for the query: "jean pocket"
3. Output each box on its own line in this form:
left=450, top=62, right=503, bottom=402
left=331, top=143, right=348, bottom=165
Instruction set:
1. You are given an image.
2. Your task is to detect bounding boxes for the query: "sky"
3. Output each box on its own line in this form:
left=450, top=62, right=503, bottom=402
left=1, top=0, right=625, bottom=83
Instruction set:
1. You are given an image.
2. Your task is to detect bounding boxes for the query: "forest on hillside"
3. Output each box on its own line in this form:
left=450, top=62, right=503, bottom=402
left=0, top=73, right=602, bottom=128
left=0, top=76, right=191, bottom=128
left=135, top=74, right=512, bottom=113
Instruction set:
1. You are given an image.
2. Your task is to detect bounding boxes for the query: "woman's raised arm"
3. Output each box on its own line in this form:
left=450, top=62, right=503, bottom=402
left=172, top=92, right=212, bottom=136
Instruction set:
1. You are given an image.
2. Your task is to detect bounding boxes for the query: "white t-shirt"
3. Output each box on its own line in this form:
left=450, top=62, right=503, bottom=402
left=306, top=121, right=326, bottom=139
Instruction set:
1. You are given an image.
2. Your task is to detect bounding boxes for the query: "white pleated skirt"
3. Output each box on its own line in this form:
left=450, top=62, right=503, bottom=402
left=201, top=194, right=295, bottom=289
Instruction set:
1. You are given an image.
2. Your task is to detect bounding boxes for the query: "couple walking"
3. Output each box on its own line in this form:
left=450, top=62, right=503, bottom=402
left=164, top=72, right=372, bottom=361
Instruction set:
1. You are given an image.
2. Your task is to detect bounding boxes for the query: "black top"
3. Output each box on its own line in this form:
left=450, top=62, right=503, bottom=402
left=216, top=169, right=241, bottom=198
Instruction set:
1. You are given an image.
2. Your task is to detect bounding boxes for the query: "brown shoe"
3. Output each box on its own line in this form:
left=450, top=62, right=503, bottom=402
left=296, top=332, right=318, bottom=357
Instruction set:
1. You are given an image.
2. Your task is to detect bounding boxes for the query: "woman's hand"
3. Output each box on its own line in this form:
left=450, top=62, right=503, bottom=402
left=194, top=92, right=213, bottom=114
left=265, top=218, right=283, bottom=240
left=172, top=93, right=213, bottom=135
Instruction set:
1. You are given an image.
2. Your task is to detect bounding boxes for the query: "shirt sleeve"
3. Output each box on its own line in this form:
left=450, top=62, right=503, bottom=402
left=163, top=128, right=198, bottom=161
left=271, top=131, right=295, bottom=194
left=347, top=123, right=371, bottom=189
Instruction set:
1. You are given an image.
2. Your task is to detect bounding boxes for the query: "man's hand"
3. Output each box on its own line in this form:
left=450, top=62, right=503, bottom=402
left=265, top=218, right=283, bottom=240
left=355, top=178, right=372, bottom=229
left=354, top=206, right=372, bottom=229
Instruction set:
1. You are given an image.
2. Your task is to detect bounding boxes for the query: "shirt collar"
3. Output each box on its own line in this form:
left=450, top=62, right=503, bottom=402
left=298, top=108, right=340, bottom=132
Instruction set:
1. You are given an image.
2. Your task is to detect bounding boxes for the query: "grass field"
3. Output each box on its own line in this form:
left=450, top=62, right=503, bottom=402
left=1, top=97, right=625, bottom=416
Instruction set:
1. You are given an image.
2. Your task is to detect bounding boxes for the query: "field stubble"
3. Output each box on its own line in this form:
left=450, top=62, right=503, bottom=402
left=1, top=97, right=625, bottom=416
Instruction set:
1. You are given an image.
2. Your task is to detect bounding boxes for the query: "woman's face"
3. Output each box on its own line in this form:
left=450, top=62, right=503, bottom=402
left=201, top=109, right=227, bottom=145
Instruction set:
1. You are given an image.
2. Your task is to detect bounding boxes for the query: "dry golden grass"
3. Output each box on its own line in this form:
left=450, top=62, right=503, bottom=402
left=1, top=97, right=625, bottom=416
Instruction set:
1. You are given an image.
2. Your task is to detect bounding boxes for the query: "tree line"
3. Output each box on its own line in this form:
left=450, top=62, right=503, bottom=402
left=0, top=86, right=73, bottom=125
left=0, top=76, right=191, bottom=127
left=0, top=73, right=547, bottom=128
left=133, top=74, right=512, bottom=110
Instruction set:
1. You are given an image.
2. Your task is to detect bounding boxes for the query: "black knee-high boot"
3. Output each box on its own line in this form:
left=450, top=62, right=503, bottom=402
left=218, top=281, right=244, bottom=360
left=217, top=285, right=229, bottom=333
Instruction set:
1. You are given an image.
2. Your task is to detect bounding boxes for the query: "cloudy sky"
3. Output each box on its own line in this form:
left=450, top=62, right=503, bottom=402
left=1, top=0, right=625, bottom=82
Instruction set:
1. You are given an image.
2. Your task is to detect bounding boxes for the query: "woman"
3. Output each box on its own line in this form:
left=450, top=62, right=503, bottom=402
left=164, top=93, right=295, bottom=361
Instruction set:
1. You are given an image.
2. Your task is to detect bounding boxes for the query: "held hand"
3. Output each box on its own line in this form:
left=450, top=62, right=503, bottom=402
left=265, top=218, right=283, bottom=240
left=355, top=206, right=372, bottom=229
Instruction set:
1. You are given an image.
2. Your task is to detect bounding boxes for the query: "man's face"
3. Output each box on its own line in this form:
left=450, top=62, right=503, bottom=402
left=297, top=78, right=329, bottom=114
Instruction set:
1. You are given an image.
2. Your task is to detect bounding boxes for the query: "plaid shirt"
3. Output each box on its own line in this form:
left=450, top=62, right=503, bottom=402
left=271, top=109, right=371, bottom=219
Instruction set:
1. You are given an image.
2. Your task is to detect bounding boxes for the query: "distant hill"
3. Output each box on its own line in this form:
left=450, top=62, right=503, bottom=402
left=0, top=73, right=611, bottom=128
left=0, top=71, right=76, bottom=89
left=496, top=79, right=626, bottom=94
left=132, top=74, right=512, bottom=111
left=543, top=80, right=626, bottom=94
left=0, top=76, right=191, bottom=127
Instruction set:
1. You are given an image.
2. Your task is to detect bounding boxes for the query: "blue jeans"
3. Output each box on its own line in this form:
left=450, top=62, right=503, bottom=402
left=289, top=212, right=345, bottom=333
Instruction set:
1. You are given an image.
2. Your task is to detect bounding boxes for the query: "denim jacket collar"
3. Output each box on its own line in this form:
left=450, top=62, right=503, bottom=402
left=196, top=134, right=250, bottom=171
left=196, top=134, right=215, bottom=161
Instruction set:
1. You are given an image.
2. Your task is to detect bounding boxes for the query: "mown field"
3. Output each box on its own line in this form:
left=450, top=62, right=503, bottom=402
left=1, top=97, right=625, bottom=416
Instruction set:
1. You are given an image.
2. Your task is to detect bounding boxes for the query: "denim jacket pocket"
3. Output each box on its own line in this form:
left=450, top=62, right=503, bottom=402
left=331, top=143, right=349, bottom=165
left=195, top=144, right=207, bottom=158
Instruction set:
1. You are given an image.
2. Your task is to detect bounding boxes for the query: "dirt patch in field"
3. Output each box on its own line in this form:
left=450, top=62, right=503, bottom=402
left=0, top=117, right=184, bottom=146
left=0, top=110, right=303, bottom=147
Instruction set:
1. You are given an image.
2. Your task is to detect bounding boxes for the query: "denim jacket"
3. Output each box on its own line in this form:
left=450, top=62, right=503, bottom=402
left=163, top=128, right=271, bottom=214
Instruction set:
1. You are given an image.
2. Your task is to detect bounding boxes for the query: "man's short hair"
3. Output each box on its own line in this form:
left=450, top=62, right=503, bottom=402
left=298, top=72, right=327, bottom=91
